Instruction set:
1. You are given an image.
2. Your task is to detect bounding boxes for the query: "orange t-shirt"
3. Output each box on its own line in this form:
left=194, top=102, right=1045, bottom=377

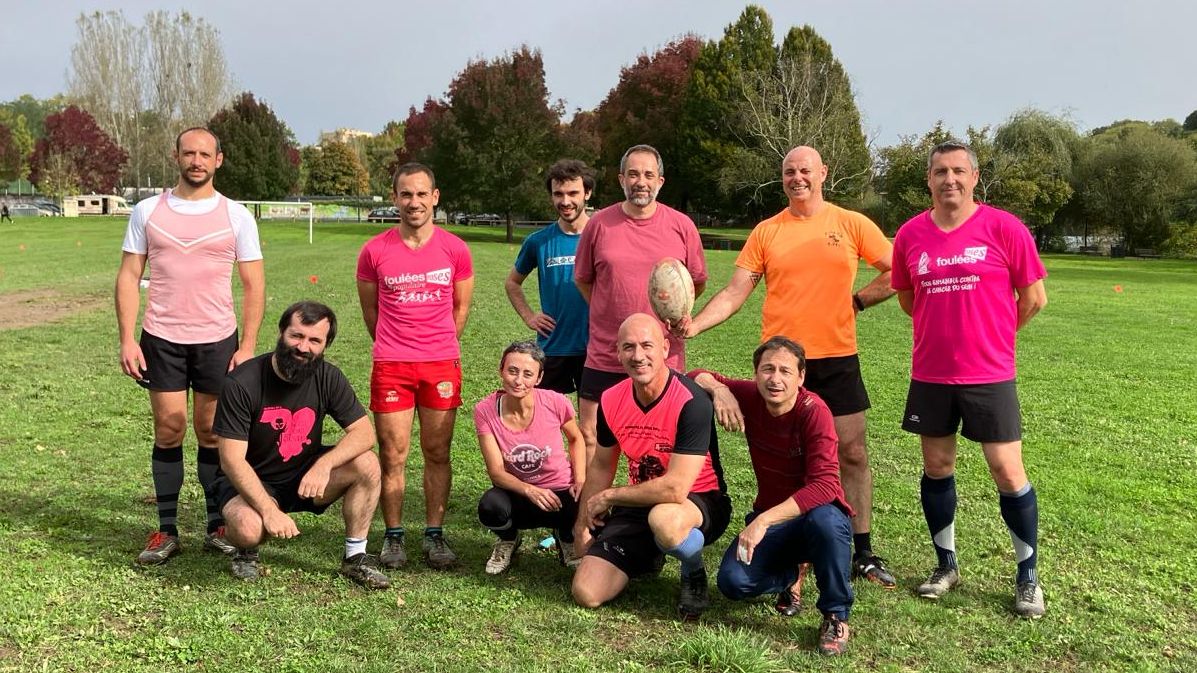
left=736, top=203, right=891, bottom=359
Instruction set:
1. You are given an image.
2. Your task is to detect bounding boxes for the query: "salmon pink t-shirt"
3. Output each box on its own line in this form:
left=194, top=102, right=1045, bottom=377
left=473, top=389, right=576, bottom=490
left=891, top=204, right=1047, bottom=384
left=356, top=227, right=473, bottom=362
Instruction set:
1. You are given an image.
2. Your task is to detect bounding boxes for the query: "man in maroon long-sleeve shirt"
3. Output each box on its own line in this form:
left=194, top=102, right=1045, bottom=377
left=688, top=336, right=854, bottom=656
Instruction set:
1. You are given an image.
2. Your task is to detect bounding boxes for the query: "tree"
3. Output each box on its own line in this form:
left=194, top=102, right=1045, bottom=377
left=28, top=106, right=128, bottom=196
left=415, top=45, right=563, bottom=242
left=361, top=121, right=405, bottom=196
left=67, top=10, right=234, bottom=189
left=0, top=95, right=66, bottom=140
left=303, top=142, right=369, bottom=196
left=1184, top=110, right=1197, bottom=133
left=208, top=92, right=300, bottom=200
left=593, top=35, right=703, bottom=207
left=987, top=109, right=1079, bottom=248
left=875, top=121, right=955, bottom=228
left=0, top=110, right=34, bottom=181
left=0, top=124, right=24, bottom=182
left=1073, top=125, right=1197, bottom=250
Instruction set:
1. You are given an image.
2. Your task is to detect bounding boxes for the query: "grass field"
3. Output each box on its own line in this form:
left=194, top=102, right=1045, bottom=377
left=1, top=217, right=1194, bottom=672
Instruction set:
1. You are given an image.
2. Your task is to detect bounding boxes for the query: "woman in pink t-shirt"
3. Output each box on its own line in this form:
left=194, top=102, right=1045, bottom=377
left=475, top=341, right=586, bottom=575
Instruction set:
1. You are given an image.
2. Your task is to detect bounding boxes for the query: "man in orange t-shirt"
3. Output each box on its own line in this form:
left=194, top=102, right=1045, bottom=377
left=682, top=145, right=897, bottom=588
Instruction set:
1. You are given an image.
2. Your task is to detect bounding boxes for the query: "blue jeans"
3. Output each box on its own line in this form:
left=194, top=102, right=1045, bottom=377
left=716, top=503, right=854, bottom=620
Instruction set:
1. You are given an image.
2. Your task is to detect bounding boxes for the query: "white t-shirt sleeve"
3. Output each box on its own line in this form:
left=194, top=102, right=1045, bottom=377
left=120, top=199, right=155, bottom=254
left=227, top=200, right=263, bottom=262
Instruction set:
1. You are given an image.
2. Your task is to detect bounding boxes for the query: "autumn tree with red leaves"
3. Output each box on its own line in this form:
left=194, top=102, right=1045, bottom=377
left=29, top=105, right=128, bottom=197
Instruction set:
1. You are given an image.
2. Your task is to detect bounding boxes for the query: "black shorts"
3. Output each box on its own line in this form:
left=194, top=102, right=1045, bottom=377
left=902, top=379, right=1021, bottom=443
left=586, top=490, right=732, bottom=578
left=539, top=355, right=586, bottom=395
left=578, top=367, right=628, bottom=402
left=139, top=330, right=238, bottom=394
left=803, top=354, right=870, bottom=416
left=211, top=450, right=335, bottom=516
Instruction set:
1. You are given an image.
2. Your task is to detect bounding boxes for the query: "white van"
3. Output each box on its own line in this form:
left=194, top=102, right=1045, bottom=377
left=64, top=194, right=133, bottom=217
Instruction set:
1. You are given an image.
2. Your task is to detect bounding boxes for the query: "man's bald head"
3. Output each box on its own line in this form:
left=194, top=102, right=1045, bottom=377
left=782, top=145, right=823, bottom=168
left=781, top=145, right=828, bottom=210
left=617, top=313, right=664, bottom=344
left=616, top=313, right=669, bottom=387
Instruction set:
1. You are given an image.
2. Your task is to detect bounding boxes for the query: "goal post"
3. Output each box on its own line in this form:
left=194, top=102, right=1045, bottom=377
left=238, top=201, right=316, bottom=243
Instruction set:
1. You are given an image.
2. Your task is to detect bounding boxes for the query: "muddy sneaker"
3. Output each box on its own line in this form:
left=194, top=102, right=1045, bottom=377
left=558, top=540, right=582, bottom=568
left=230, top=548, right=261, bottom=581
left=677, top=568, right=709, bottom=621
left=422, top=532, right=458, bottom=570
left=917, top=566, right=961, bottom=599
left=203, top=526, right=237, bottom=556
left=1013, top=581, right=1045, bottom=618
left=817, top=614, right=850, bottom=655
left=340, top=553, right=391, bottom=590
left=136, top=532, right=180, bottom=566
left=775, top=562, right=811, bottom=617
left=852, top=553, right=897, bottom=588
left=379, top=534, right=407, bottom=569
left=484, top=536, right=521, bottom=575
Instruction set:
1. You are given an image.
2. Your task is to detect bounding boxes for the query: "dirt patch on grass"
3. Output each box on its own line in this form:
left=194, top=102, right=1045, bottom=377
left=0, top=288, right=107, bottom=330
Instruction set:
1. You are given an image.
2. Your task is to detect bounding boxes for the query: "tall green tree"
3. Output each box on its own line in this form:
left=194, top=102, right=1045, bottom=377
left=0, top=110, right=33, bottom=181
left=875, top=121, right=955, bottom=228
left=1073, top=125, right=1197, bottom=250
left=303, top=141, right=369, bottom=196
left=361, top=121, right=404, bottom=196
left=0, top=124, right=24, bottom=183
left=0, top=95, right=66, bottom=140
left=987, top=109, right=1079, bottom=248
left=208, top=92, right=300, bottom=200
left=28, top=105, right=128, bottom=196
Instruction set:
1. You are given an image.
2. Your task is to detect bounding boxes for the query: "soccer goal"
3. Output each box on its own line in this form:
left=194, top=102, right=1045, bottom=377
left=239, top=201, right=316, bottom=243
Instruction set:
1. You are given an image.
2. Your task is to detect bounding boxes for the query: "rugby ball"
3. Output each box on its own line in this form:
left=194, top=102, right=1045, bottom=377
left=647, top=257, right=695, bottom=324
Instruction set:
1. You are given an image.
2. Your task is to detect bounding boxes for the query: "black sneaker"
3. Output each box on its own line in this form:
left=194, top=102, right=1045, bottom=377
left=422, top=532, right=458, bottom=570
left=231, top=548, right=261, bottom=581
left=852, top=552, right=897, bottom=588
left=379, top=534, right=407, bottom=569
left=817, top=614, right=850, bottom=655
left=775, top=562, right=810, bottom=617
left=340, top=553, right=391, bottom=590
left=677, top=568, right=709, bottom=621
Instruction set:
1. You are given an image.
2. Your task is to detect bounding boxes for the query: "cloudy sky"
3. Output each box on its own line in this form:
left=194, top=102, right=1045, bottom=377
left=4, top=1, right=1193, bottom=146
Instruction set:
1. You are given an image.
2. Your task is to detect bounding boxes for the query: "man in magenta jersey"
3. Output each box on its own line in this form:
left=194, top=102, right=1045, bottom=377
left=357, top=162, right=474, bottom=570
left=571, top=314, right=730, bottom=621
left=688, top=336, right=853, bottom=655
left=891, top=140, right=1048, bottom=618
left=573, top=144, right=708, bottom=466
left=115, top=127, right=266, bottom=566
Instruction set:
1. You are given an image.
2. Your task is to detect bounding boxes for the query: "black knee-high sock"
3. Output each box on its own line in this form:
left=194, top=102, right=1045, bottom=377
left=921, top=472, right=957, bottom=570
left=197, top=446, right=223, bottom=533
left=152, top=445, right=184, bottom=536
left=999, top=483, right=1039, bottom=585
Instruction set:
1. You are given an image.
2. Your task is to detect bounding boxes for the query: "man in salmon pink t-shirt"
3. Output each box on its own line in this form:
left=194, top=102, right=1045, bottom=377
left=682, top=146, right=898, bottom=589
left=891, top=140, right=1048, bottom=618
left=357, top=162, right=474, bottom=571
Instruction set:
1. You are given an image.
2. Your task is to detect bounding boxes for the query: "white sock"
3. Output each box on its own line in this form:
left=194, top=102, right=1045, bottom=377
left=345, top=537, right=367, bottom=559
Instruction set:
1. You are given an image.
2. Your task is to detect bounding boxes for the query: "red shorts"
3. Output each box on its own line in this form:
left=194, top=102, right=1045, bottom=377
left=370, top=360, right=463, bottom=412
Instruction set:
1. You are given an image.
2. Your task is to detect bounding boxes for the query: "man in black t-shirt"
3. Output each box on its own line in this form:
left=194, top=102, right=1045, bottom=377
left=210, top=301, right=389, bottom=589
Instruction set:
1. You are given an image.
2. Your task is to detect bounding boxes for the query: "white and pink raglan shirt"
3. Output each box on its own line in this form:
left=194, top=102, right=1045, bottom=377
left=121, top=190, right=262, bottom=344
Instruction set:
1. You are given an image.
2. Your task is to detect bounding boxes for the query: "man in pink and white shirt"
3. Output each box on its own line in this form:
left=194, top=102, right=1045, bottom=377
left=357, top=162, right=474, bottom=570
left=115, top=127, right=265, bottom=566
left=891, top=140, right=1048, bottom=618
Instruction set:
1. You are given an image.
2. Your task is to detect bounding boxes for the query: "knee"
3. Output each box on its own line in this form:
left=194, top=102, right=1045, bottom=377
left=647, top=504, right=689, bottom=547
left=807, top=505, right=852, bottom=546
left=154, top=412, right=188, bottom=446
left=838, top=436, right=868, bottom=469
left=422, top=443, right=451, bottom=467
left=571, top=580, right=606, bottom=609
left=991, top=467, right=1027, bottom=494
left=223, top=503, right=262, bottom=542
left=477, top=488, right=512, bottom=526
left=716, top=562, right=752, bottom=600
left=353, top=452, right=382, bottom=487
left=378, top=444, right=409, bottom=473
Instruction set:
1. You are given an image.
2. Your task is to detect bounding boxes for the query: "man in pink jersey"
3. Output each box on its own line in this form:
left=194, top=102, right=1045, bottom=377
left=357, top=162, right=474, bottom=570
left=681, top=145, right=898, bottom=589
left=891, top=141, right=1048, bottom=618
left=115, top=127, right=266, bottom=566
left=573, top=144, right=707, bottom=467
left=571, top=314, right=730, bottom=621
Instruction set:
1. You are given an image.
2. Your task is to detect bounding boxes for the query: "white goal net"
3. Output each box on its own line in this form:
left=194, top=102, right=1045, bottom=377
left=238, top=201, right=316, bottom=243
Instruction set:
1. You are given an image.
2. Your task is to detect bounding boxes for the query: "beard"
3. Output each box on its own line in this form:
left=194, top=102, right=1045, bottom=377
left=179, top=168, right=213, bottom=189
left=273, top=338, right=322, bottom=383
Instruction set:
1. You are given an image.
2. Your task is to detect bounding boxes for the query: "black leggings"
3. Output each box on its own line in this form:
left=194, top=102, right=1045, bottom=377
left=477, top=486, right=578, bottom=542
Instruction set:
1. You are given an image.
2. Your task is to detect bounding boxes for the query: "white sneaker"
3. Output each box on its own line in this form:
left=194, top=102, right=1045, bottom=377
left=559, top=540, right=581, bottom=568
left=485, top=536, right=521, bottom=575
left=917, top=566, right=961, bottom=599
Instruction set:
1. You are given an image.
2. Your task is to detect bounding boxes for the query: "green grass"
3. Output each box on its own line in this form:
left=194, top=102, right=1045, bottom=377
left=1, top=217, right=1194, bottom=672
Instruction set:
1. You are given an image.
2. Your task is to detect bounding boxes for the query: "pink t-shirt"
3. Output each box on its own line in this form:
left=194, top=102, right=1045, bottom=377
left=473, top=389, right=577, bottom=490
left=891, top=204, right=1047, bottom=384
left=574, top=203, right=707, bottom=372
left=356, top=227, right=473, bottom=362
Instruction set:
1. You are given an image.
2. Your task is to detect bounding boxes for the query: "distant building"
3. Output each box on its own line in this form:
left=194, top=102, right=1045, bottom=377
left=318, top=128, right=374, bottom=145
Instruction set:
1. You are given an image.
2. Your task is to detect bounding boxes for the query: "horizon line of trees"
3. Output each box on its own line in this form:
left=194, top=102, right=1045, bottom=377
left=2, top=5, right=1195, bottom=255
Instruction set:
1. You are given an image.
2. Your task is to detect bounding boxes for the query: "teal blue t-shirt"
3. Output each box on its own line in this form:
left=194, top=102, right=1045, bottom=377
left=514, top=223, right=589, bottom=356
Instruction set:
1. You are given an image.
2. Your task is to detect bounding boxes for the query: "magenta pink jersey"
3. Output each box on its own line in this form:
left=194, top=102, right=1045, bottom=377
left=473, top=389, right=576, bottom=490
left=574, top=203, right=707, bottom=373
left=892, top=205, right=1047, bottom=384
left=357, top=227, right=473, bottom=362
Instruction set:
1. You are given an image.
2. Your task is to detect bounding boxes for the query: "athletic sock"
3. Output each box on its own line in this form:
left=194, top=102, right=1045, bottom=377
left=197, top=446, right=223, bottom=533
left=999, top=483, right=1039, bottom=585
left=424, top=526, right=443, bottom=539
left=384, top=527, right=405, bottom=539
left=853, top=532, right=873, bottom=559
left=151, top=445, right=184, bottom=537
left=659, top=528, right=705, bottom=578
left=345, top=537, right=368, bottom=559
left=921, top=472, right=958, bottom=570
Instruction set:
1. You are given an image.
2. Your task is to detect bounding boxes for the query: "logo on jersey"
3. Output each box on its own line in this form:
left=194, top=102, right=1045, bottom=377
left=259, top=406, right=316, bottom=461
left=825, top=231, right=844, bottom=247
left=508, top=444, right=551, bottom=476
left=917, top=252, right=930, bottom=275
left=634, top=455, right=667, bottom=484
left=545, top=255, right=574, bottom=268
left=935, top=245, right=989, bottom=267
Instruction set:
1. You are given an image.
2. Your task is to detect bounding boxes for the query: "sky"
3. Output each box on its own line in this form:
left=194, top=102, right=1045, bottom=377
left=3, top=1, right=1194, bottom=147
